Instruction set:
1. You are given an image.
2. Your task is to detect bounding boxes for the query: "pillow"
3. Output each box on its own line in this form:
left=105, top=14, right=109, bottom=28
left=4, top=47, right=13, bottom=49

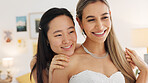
left=16, top=73, right=35, bottom=83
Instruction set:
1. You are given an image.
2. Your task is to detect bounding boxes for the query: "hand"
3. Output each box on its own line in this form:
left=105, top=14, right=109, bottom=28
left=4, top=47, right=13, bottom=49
left=49, top=54, right=70, bottom=74
left=48, top=54, right=70, bottom=83
left=125, top=48, right=148, bottom=71
left=125, top=50, right=136, bottom=69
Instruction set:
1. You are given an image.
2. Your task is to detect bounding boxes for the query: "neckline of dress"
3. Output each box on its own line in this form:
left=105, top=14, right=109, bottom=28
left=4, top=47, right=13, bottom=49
left=70, top=70, right=121, bottom=79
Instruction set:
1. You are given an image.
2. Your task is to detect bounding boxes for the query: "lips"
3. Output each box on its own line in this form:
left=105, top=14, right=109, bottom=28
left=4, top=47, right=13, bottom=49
left=63, top=45, right=71, bottom=48
left=61, top=44, right=73, bottom=50
left=92, top=29, right=107, bottom=37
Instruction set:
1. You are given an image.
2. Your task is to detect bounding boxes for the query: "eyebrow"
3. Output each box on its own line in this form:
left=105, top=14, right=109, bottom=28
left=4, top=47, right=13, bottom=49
left=53, top=30, right=62, bottom=34
left=86, top=12, right=109, bottom=19
left=86, top=16, right=94, bottom=19
left=68, top=26, right=74, bottom=30
left=102, top=13, right=109, bottom=16
left=53, top=26, right=74, bottom=34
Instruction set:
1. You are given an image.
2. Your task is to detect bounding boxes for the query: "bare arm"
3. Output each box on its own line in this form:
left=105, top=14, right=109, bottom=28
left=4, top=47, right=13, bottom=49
left=49, top=54, right=70, bottom=83
left=52, top=68, right=69, bottom=83
left=51, top=54, right=77, bottom=83
left=136, top=67, right=148, bottom=83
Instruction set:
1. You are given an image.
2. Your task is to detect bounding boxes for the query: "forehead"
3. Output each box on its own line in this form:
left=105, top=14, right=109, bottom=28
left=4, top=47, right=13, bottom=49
left=83, top=1, right=109, bottom=16
left=48, top=15, right=74, bottom=32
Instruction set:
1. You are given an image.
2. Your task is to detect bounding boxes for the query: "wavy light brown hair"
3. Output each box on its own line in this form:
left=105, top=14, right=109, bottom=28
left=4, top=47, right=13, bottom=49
left=76, top=0, right=136, bottom=83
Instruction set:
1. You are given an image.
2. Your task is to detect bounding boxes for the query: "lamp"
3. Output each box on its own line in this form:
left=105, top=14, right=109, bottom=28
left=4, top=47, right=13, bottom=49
left=0, top=57, right=13, bottom=82
left=2, top=58, right=14, bottom=68
left=131, top=28, right=148, bottom=64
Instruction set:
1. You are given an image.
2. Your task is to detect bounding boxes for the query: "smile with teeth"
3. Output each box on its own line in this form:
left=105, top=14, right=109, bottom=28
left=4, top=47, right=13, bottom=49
left=92, top=29, right=107, bottom=37
left=93, top=30, right=106, bottom=35
left=94, top=31, right=104, bottom=35
left=63, top=45, right=71, bottom=48
left=62, top=45, right=72, bottom=49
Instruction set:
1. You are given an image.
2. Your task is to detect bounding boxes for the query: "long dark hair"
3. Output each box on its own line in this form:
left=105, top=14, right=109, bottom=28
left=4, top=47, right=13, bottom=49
left=30, top=8, right=75, bottom=83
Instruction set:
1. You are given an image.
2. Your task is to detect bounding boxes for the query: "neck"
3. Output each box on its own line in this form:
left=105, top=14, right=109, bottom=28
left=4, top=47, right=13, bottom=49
left=83, top=38, right=106, bottom=56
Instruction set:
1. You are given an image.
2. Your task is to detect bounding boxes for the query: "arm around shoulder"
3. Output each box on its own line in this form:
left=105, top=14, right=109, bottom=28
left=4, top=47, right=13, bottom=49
left=52, top=68, right=69, bottom=83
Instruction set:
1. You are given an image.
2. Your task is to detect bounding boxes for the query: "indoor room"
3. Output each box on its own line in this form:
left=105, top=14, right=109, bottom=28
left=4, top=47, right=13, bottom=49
left=0, top=0, right=148, bottom=83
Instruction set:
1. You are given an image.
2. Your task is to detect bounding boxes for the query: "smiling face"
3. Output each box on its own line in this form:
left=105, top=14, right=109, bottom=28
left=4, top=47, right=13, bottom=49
left=47, top=15, right=77, bottom=56
left=80, top=1, right=111, bottom=43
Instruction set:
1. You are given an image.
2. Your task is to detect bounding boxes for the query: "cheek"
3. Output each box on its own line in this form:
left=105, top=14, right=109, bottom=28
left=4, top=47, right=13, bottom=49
left=71, top=33, right=77, bottom=42
left=49, top=39, right=62, bottom=52
left=107, top=21, right=111, bottom=31
left=105, top=21, right=111, bottom=34
left=106, top=19, right=111, bottom=27
left=82, top=23, right=90, bottom=32
left=103, top=20, right=111, bottom=30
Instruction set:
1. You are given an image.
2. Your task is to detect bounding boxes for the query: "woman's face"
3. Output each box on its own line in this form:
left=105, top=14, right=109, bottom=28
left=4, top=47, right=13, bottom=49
left=47, top=15, right=77, bottom=56
left=80, top=1, right=111, bottom=43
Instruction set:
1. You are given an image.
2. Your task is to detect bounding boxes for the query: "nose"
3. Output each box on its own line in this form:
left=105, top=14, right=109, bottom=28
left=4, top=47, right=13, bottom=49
left=62, top=34, right=71, bottom=44
left=95, top=20, right=103, bottom=30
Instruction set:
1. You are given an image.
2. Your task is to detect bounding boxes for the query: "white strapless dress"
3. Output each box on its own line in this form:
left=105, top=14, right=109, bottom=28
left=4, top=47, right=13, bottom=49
left=69, top=70, right=125, bottom=83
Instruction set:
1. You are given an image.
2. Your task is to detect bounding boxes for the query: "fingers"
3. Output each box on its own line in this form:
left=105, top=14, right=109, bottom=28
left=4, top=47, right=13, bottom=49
left=125, top=54, right=131, bottom=59
left=126, top=48, right=136, bottom=56
left=52, top=64, right=65, bottom=70
left=125, top=52, right=132, bottom=62
left=49, top=64, right=64, bottom=73
left=49, top=54, right=70, bottom=73
left=125, top=48, right=135, bottom=58
left=126, top=57, right=134, bottom=64
left=125, top=48, right=137, bottom=69
left=126, top=58, right=132, bottom=62
left=54, top=61, right=68, bottom=66
left=125, top=55, right=136, bottom=69
left=125, top=48, right=148, bottom=71
left=130, top=62, right=136, bottom=69
left=53, top=55, right=70, bottom=62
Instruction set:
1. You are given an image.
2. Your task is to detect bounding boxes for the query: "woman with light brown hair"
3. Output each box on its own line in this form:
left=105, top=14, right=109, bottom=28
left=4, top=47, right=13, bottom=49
left=52, top=0, right=148, bottom=83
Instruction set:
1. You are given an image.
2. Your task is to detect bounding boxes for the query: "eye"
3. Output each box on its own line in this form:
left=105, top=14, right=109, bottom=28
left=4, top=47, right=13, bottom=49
left=88, top=19, right=95, bottom=22
left=55, top=34, right=62, bottom=37
left=69, top=31, right=74, bottom=34
left=102, top=16, right=109, bottom=20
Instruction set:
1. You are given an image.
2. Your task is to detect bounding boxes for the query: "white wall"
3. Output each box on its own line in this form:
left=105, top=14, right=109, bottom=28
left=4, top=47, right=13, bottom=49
left=0, top=0, right=148, bottom=82
left=108, top=0, right=148, bottom=59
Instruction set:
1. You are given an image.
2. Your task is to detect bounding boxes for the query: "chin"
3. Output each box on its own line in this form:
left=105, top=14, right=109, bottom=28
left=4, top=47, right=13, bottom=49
left=65, top=51, right=74, bottom=56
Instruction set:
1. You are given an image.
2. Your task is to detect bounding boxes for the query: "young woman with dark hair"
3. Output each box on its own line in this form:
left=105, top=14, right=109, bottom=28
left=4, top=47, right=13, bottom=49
left=30, top=7, right=77, bottom=83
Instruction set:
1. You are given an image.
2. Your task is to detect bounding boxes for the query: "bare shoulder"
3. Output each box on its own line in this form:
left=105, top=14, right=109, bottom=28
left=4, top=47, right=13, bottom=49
left=52, top=59, right=72, bottom=83
left=71, top=46, right=91, bottom=63
left=68, top=49, right=87, bottom=70
left=30, top=56, right=37, bottom=70
left=69, top=53, right=82, bottom=64
left=52, top=54, right=81, bottom=83
left=73, top=46, right=86, bottom=58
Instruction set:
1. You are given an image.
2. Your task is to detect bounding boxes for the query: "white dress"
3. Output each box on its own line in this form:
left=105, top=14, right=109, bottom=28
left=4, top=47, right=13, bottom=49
left=69, top=70, right=125, bottom=83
